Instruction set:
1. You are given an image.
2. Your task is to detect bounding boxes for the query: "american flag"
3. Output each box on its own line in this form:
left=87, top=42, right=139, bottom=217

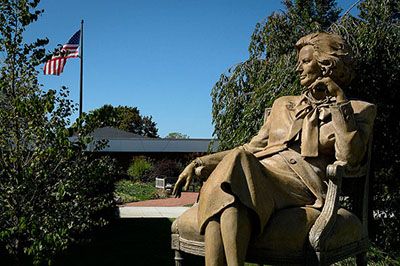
left=44, top=30, right=80, bottom=75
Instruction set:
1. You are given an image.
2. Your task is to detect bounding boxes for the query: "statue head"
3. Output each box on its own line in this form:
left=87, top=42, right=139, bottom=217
left=295, top=32, right=354, bottom=88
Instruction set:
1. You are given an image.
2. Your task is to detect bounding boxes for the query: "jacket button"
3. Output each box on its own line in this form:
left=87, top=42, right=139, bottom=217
left=289, top=158, right=296, bottom=164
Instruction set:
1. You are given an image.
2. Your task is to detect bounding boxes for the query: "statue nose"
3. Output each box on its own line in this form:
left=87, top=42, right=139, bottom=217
left=295, top=63, right=302, bottom=73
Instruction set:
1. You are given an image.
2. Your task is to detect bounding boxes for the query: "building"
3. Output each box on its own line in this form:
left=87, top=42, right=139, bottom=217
left=84, top=127, right=218, bottom=169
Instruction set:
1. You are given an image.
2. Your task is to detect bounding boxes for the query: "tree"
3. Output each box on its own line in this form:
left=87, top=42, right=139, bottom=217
left=211, top=0, right=341, bottom=150
left=331, top=0, right=400, bottom=254
left=165, top=132, right=190, bottom=139
left=0, top=1, right=116, bottom=264
left=84, top=104, right=159, bottom=138
left=148, top=159, right=184, bottom=181
left=211, top=0, right=400, bottom=256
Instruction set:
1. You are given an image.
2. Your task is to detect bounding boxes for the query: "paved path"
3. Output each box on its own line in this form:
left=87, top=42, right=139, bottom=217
left=123, top=192, right=198, bottom=207
left=118, top=192, right=198, bottom=218
left=118, top=206, right=191, bottom=218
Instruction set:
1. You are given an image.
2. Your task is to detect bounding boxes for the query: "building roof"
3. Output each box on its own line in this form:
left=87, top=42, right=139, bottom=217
left=90, top=127, right=145, bottom=139
left=84, top=127, right=218, bottom=153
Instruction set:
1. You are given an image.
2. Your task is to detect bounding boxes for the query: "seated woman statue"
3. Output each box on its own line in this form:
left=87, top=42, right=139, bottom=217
left=173, top=32, right=376, bottom=266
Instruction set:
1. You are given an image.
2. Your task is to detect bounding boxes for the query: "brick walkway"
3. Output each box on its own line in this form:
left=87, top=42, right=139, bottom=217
left=123, top=192, right=198, bottom=207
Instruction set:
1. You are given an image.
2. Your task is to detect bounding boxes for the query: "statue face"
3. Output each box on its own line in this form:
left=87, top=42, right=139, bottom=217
left=296, top=45, right=322, bottom=88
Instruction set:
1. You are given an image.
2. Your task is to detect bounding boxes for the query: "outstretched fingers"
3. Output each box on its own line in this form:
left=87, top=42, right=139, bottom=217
left=172, top=162, right=196, bottom=198
left=172, top=178, right=184, bottom=198
left=183, top=173, right=193, bottom=191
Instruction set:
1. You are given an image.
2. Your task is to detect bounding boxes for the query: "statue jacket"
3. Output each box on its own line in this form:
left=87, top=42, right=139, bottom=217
left=195, top=95, right=376, bottom=208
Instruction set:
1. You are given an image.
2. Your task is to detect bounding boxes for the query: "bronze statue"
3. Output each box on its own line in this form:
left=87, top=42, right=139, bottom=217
left=173, top=32, right=376, bottom=266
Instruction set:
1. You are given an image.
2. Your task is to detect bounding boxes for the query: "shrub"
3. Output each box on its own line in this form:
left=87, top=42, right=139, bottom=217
left=148, top=159, right=184, bottom=182
left=0, top=1, right=117, bottom=264
left=114, top=180, right=159, bottom=203
left=127, top=156, right=153, bottom=182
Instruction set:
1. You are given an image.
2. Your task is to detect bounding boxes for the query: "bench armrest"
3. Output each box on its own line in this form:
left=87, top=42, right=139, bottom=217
left=309, top=163, right=345, bottom=251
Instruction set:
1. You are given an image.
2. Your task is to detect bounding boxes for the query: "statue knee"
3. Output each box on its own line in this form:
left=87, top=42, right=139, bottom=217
left=229, top=147, right=253, bottom=159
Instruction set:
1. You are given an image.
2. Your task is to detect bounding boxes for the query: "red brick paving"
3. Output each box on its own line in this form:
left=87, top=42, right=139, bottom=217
left=123, top=192, right=198, bottom=207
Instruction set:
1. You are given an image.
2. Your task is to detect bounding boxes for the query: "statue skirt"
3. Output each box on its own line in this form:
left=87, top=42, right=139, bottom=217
left=197, top=147, right=315, bottom=236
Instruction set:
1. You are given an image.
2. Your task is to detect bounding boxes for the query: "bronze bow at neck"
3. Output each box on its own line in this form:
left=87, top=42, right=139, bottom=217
left=286, top=91, right=335, bottom=157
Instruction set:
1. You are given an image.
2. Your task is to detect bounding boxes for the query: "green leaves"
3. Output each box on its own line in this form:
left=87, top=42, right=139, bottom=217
left=83, top=104, right=159, bottom=138
left=114, top=180, right=158, bottom=203
left=0, top=0, right=118, bottom=264
left=339, top=0, right=400, bottom=254
left=212, top=0, right=340, bottom=150
left=165, top=132, right=189, bottom=139
left=127, top=157, right=153, bottom=182
left=211, top=0, right=400, bottom=257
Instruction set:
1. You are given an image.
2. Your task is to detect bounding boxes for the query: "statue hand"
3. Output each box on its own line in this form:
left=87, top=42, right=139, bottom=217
left=309, top=77, right=347, bottom=102
left=172, top=162, right=196, bottom=198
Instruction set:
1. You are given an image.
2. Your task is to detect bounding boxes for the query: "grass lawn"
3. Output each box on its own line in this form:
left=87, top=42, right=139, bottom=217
left=114, top=180, right=163, bottom=204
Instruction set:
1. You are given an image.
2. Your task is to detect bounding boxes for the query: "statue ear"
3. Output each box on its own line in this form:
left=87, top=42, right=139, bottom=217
left=321, top=60, right=333, bottom=77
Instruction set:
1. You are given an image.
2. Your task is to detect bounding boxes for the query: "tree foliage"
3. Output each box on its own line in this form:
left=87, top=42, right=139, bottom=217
left=148, top=159, right=184, bottom=181
left=0, top=1, right=117, bottom=264
left=330, top=0, right=400, bottom=253
left=84, top=104, right=159, bottom=138
left=211, top=0, right=400, bottom=255
left=127, top=156, right=153, bottom=182
left=211, top=0, right=340, bottom=150
left=165, top=132, right=190, bottom=139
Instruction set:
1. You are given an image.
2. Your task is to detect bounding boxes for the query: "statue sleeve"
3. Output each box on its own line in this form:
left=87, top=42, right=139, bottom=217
left=194, top=105, right=273, bottom=178
left=192, top=149, right=232, bottom=179
left=242, top=115, right=271, bottom=154
left=330, top=100, right=376, bottom=167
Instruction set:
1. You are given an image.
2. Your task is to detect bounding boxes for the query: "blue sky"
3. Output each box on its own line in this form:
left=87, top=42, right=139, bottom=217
left=26, top=0, right=356, bottom=138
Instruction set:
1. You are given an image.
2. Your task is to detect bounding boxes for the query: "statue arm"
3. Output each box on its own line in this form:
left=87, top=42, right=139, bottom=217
left=242, top=113, right=271, bottom=154
left=192, top=149, right=232, bottom=178
left=195, top=111, right=271, bottom=178
left=330, top=101, right=376, bottom=167
left=172, top=149, right=232, bottom=197
left=173, top=108, right=271, bottom=196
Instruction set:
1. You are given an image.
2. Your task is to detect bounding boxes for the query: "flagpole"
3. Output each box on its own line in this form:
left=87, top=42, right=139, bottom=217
left=79, top=19, right=84, bottom=117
